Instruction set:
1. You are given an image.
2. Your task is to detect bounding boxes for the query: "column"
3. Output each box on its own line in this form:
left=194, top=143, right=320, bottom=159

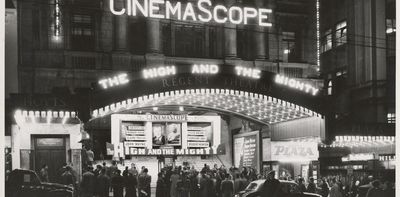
left=146, top=19, right=161, bottom=53
left=114, top=0, right=127, bottom=51
left=224, top=0, right=237, bottom=58
left=224, top=23, right=237, bottom=58
left=254, top=0, right=266, bottom=59
left=266, top=0, right=277, bottom=61
left=100, top=0, right=113, bottom=52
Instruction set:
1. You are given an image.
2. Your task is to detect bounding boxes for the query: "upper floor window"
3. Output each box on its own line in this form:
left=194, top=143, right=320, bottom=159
left=386, top=19, right=396, bottom=34
left=335, top=21, right=347, bottom=46
left=71, top=14, right=94, bottom=50
left=321, top=29, right=332, bottom=53
left=282, top=32, right=297, bottom=62
left=387, top=113, right=395, bottom=123
left=327, top=80, right=333, bottom=95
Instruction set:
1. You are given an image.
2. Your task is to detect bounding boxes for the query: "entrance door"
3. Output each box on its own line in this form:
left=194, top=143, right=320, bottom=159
left=34, top=137, right=66, bottom=183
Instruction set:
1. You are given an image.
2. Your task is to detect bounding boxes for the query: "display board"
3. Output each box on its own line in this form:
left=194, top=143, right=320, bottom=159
left=233, top=131, right=260, bottom=172
left=110, top=114, right=221, bottom=158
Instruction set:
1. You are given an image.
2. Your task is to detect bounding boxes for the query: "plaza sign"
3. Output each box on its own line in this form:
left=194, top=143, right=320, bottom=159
left=109, top=0, right=272, bottom=26
left=271, top=141, right=319, bottom=162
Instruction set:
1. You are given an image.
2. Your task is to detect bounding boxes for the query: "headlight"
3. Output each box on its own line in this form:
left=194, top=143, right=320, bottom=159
left=234, top=195, right=239, bottom=197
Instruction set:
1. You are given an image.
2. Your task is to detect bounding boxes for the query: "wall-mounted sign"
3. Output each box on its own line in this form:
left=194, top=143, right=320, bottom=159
left=109, top=0, right=272, bottom=27
left=342, top=153, right=376, bottom=162
left=275, top=74, right=319, bottom=96
left=234, top=131, right=260, bottom=172
left=192, top=64, right=219, bottom=74
left=235, top=66, right=261, bottom=79
left=98, top=73, right=129, bottom=89
left=143, top=66, right=176, bottom=79
left=110, top=114, right=221, bottom=158
left=270, top=141, right=319, bottom=162
left=112, top=146, right=218, bottom=156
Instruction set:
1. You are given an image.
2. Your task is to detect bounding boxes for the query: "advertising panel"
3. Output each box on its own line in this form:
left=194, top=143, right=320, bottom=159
left=233, top=131, right=260, bottom=172
left=187, top=122, right=213, bottom=148
left=152, top=123, right=182, bottom=146
left=110, top=114, right=221, bottom=158
left=270, top=141, right=319, bottom=161
left=121, top=121, right=146, bottom=147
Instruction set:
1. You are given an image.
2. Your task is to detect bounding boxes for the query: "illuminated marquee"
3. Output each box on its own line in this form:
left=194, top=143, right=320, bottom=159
left=191, top=64, right=219, bottom=74
left=109, top=0, right=272, bottom=26
left=275, top=74, right=319, bottom=96
left=98, top=73, right=129, bottom=89
left=235, top=66, right=261, bottom=79
left=143, top=66, right=176, bottom=79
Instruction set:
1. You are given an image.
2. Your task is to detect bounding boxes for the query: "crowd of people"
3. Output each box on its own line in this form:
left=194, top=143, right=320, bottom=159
left=39, top=162, right=395, bottom=197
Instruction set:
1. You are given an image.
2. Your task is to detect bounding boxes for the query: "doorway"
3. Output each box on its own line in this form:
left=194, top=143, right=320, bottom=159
left=34, top=136, right=66, bottom=183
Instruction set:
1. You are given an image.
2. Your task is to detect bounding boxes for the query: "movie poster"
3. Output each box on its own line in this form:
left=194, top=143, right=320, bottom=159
left=152, top=122, right=182, bottom=146
left=233, top=131, right=260, bottom=171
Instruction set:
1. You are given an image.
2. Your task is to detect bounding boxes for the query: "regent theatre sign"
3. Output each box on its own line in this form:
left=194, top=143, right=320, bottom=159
left=109, top=0, right=272, bottom=26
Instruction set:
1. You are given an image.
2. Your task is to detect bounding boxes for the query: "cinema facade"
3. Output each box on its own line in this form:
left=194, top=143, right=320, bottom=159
left=9, top=0, right=328, bottom=184
left=84, top=63, right=326, bottom=186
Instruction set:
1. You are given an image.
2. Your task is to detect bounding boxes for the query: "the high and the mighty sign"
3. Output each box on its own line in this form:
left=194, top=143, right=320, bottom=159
left=109, top=0, right=272, bottom=26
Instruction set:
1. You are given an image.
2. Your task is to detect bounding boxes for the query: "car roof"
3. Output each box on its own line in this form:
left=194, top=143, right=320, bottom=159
left=250, top=179, right=297, bottom=185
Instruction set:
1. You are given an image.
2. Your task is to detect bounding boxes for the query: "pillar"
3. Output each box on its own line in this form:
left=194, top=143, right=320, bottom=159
left=224, top=0, right=237, bottom=58
left=100, top=0, right=113, bottom=52
left=114, top=0, right=127, bottom=51
left=266, top=0, right=277, bottom=61
left=254, top=0, right=267, bottom=59
left=146, top=19, right=161, bottom=53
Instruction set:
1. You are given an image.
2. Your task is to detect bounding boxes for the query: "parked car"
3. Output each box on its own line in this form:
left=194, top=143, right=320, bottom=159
left=235, top=179, right=322, bottom=197
left=5, top=169, right=74, bottom=197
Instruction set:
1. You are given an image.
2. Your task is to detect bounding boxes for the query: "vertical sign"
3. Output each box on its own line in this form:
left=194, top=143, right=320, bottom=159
left=233, top=131, right=260, bottom=172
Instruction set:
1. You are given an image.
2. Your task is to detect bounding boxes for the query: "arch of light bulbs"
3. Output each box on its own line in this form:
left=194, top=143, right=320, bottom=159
left=91, top=88, right=322, bottom=125
left=14, top=110, right=78, bottom=125
left=320, top=135, right=395, bottom=148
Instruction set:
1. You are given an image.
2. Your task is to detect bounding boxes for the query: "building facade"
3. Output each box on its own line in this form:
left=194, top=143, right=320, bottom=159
left=318, top=0, right=396, bottom=180
left=8, top=0, right=331, bottom=184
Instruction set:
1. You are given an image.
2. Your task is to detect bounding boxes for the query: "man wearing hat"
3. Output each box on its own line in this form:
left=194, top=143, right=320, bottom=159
left=261, top=171, right=280, bottom=197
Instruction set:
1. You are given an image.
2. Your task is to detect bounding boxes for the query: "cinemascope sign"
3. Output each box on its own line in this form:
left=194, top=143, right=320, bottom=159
left=109, top=0, right=272, bottom=26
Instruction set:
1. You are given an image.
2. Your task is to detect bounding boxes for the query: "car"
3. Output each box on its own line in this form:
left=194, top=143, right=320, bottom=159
left=235, top=179, right=322, bottom=197
left=5, top=169, right=74, bottom=197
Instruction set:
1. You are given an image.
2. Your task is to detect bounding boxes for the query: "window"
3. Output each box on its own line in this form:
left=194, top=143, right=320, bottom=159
left=175, top=25, right=205, bottom=58
left=386, top=19, right=396, bottom=34
left=321, top=29, right=332, bottom=52
left=387, top=113, right=395, bottom=123
left=71, top=14, right=94, bottom=50
left=335, top=21, right=347, bottom=46
left=282, top=32, right=297, bottom=62
left=327, top=80, right=332, bottom=95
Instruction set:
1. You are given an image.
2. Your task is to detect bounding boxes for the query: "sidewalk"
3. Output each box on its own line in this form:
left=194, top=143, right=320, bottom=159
left=107, top=187, right=157, bottom=197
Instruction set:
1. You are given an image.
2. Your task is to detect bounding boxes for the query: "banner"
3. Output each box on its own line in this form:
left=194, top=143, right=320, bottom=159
left=110, top=145, right=218, bottom=156
left=270, top=141, right=319, bottom=161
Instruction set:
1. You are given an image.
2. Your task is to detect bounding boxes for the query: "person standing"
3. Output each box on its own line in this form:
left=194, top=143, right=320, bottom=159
left=220, top=174, right=233, bottom=197
left=112, top=170, right=125, bottom=197
left=366, top=180, right=383, bottom=197
left=39, top=164, right=49, bottom=182
left=261, top=171, right=280, bottom=197
left=156, top=172, right=167, bottom=197
left=125, top=172, right=138, bottom=197
left=233, top=174, right=241, bottom=194
left=97, top=168, right=111, bottom=197
left=319, top=178, right=329, bottom=197
left=382, top=181, right=395, bottom=197
left=307, top=177, right=317, bottom=193
left=129, top=163, right=139, bottom=177
left=138, top=168, right=152, bottom=197
left=329, top=178, right=343, bottom=197
left=81, top=166, right=96, bottom=197
left=170, top=170, right=180, bottom=197
left=61, top=166, right=76, bottom=187
left=298, top=178, right=307, bottom=193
